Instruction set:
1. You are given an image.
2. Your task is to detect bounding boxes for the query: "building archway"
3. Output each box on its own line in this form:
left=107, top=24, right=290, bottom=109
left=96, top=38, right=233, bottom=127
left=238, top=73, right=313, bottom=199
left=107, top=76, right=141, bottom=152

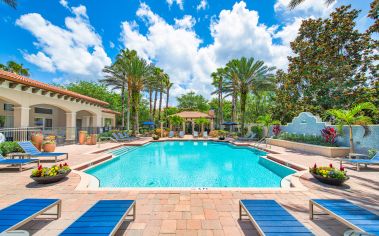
left=0, top=96, right=21, bottom=128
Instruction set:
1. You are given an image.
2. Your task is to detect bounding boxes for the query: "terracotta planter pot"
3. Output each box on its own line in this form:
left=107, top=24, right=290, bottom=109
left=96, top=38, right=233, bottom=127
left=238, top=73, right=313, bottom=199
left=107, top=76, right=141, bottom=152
left=86, top=138, right=92, bottom=145
left=31, top=135, right=43, bottom=151
left=78, top=132, right=87, bottom=145
left=90, top=134, right=97, bottom=145
left=43, top=143, right=56, bottom=152
left=31, top=170, right=71, bottom=184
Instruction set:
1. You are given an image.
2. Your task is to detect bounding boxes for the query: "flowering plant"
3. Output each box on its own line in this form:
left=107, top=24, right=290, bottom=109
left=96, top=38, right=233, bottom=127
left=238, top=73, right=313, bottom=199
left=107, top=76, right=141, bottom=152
left=272, top=125, right=281, bottom=136
left=321, top=127, right=337, bottom=144
left=309, top=163, right=347, bottom=180
left=31, top=131, right=43, bottom=136
left=31, top=163, right=70, bottom=177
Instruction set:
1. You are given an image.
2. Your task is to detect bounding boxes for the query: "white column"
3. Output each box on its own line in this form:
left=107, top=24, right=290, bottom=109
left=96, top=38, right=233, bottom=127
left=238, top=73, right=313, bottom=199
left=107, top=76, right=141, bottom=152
left=66, top=112, right=76, bottom=141
left=210, top=119, right=214, bottom=131
left=83, top=116, right=91, bottom=127
left=93, top=114, right=102, bottom=127
left=14, top=107, right=30, bottom=128
left=182, top=121, right=185, bottom=132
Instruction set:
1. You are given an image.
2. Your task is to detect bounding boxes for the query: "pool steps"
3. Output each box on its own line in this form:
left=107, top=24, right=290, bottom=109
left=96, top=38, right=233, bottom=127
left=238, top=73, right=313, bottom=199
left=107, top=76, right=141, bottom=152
left=109, top=146, right=138, bottom=156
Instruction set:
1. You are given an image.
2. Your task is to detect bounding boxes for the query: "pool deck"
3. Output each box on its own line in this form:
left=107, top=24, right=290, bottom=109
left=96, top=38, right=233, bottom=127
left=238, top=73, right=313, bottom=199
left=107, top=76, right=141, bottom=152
left=0, top=138, right=378, bottom=235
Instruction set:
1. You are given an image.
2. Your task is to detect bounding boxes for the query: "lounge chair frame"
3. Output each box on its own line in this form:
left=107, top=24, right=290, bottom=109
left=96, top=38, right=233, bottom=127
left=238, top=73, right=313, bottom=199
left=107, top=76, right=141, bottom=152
left=239, top=201, right=266, bottom=236
left=18, top=142, right=68, bottom=163
left=2, top=199, right=61, bottom=233
left=110, top=201, right=136, bottom=236
left=309, top=199, right=376, bottom=235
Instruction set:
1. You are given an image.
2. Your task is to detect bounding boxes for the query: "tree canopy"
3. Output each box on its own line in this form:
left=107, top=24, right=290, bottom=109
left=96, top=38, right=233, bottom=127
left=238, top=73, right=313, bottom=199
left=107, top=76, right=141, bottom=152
left=177, top=92, right=210, bottom=112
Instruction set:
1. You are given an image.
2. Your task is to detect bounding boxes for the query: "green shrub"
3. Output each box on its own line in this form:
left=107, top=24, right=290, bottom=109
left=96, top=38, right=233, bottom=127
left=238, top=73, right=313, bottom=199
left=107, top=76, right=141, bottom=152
left=275, top=132, right=339, bottom=147
left=368, top=148, right=377, bottom=158
left=251, top=126, right=264, bottom=139
left=0, top=142, right=23, bottom=156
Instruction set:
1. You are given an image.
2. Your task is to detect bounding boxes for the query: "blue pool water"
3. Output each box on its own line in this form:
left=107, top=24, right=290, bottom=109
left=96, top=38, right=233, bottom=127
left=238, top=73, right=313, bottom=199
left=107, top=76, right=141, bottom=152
left=86, top=141, right=295, bottom=188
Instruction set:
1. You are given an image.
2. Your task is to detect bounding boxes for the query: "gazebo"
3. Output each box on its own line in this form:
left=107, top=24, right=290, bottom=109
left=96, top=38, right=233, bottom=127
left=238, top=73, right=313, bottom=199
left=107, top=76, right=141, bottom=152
left=169, top=111, right=215, bottom=134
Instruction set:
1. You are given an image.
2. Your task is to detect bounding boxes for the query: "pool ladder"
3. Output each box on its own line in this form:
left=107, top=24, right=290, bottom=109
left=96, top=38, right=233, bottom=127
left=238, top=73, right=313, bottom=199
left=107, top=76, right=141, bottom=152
left=253, top=138, right=271, bottom=149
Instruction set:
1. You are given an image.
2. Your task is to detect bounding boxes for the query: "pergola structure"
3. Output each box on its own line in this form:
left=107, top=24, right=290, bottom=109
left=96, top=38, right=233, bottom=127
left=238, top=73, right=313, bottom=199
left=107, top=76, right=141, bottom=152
left=170, top=111, right=214, bottom=134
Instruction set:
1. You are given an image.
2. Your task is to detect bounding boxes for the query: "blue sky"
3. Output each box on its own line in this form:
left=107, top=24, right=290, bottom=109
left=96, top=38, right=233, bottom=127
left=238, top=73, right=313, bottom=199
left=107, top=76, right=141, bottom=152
left=0, top=0, right=373, bottom=102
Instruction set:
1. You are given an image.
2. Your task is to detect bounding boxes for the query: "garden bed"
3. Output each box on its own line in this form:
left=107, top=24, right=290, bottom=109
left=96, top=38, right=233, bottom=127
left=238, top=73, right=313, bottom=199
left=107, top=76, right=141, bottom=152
left=266, top=138, right=350, bottom=158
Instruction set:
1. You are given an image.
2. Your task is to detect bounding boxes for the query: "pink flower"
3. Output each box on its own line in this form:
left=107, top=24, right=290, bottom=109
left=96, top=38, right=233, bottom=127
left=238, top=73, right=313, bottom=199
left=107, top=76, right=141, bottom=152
left=329, top=163, right=333, bottom=168
left=340, top=166, right=345, bottom=171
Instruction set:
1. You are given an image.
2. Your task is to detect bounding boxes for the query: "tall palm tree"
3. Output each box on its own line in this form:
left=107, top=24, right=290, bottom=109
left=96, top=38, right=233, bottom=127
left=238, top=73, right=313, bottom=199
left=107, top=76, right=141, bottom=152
left=226, top=57, right=275, bottom=135
left=327, top=102, right=377, bottom=153
left=127, top=56, right=153, bottom=134
left=145, top=68, right=158, bottom=120
left=211, top=68, right=225, bottom=129
left=158, top=73, right=169, bottom=121
left=101, top=64, right=126, bottom=127
left=164, top=79, right=173, bottom=111
left=1, top=0, right=17, bottom=8
left=257, top=114, right=280, bottom=138
left=1, top=61, right=30, bottom=76
left=152, top=67, right=163, bottom=119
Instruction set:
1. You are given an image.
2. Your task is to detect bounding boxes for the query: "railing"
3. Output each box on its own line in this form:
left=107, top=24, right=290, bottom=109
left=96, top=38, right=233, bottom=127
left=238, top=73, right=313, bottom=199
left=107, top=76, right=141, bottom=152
left=0, top=126, right=117, bottom=145
left=253, top=138, right=271, bottom=148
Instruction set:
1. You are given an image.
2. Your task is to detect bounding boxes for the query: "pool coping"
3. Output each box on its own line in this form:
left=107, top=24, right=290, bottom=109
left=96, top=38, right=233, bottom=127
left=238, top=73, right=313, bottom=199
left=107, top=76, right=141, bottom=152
left=74, top=140, right=308, bottom=192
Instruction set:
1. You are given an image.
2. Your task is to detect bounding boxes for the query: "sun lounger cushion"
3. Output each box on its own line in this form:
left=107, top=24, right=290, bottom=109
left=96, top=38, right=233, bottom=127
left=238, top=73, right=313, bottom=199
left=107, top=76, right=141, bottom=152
left=241, top=200, right=313, bottom=236
left=60, top=200, right=135, bottom=235
left=0, top=199, right=60, bottom=233
left=311, top=199, right=379, bottom=235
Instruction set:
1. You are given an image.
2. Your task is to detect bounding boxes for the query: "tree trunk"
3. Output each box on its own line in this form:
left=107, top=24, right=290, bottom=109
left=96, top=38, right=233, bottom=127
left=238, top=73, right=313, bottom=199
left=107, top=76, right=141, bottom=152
left=166, top=87, right=170, bottom=110
left=240, top=92, right=247, bottom=136
left=131, top=90, right=140, bottom=135
left=158, top=86, right=163, bottom=121
left=349, top=125, right=354, bottom=153
left=153, top=90, right=158, bottom=119
left=120, top=84, right=125, bottom=128
left=149, top=87, right=153, bottom=120
left=127, top=85, right=131, bottom=131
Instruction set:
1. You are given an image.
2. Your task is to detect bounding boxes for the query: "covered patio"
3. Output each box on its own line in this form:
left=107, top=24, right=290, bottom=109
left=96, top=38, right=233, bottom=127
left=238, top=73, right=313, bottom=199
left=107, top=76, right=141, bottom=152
left=169, top=111, right=215, bottom=134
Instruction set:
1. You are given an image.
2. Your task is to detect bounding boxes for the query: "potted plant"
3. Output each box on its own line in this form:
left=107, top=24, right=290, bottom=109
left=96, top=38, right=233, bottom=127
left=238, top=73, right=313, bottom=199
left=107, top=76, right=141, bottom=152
left=218, top=130, right=227, bottom=140
left=79, top=131, right=87, bottom=145
left=43, top=139, right=56, bottom=152
left=90, top=134, right=97, bottom=145
left=152, top=134, right=160, bottom=140
left=86, top=135, right=92, bottom=145
left=31, top=132, right=43, bottom=151
left=31, top=163, right=71, bottom=184
left=309, top=163, right=349, bottom=186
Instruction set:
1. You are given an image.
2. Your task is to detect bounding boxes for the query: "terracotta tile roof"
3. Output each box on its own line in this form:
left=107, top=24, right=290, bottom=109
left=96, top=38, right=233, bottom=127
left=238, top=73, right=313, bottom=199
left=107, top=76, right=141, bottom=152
left=102, top=108, right=121, bottom=115
left=172, top=111, right=213, bottom=119
left=0, top=70, right=109, bottom=106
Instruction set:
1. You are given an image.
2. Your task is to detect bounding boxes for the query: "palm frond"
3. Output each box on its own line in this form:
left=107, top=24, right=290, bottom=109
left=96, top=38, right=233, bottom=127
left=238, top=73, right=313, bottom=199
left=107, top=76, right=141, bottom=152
left=2, top=0, right=17, bottom=8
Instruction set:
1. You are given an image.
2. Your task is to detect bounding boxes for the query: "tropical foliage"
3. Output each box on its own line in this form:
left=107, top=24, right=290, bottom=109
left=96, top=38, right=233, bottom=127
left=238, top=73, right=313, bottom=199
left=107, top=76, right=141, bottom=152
left=1, top=0, right=17, bottom=8
left=309, top=164, right=347, bottom=180
left=177, top=92, right=210, bottom=112
left=275, top=132, right=339, bottom=147
left=0, top=61, right=29, bottom=76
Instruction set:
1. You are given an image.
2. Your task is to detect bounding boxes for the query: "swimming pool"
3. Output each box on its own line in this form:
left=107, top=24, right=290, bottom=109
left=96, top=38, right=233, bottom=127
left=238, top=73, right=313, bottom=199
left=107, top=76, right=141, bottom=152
left=85, top=141, right=295, bottom=188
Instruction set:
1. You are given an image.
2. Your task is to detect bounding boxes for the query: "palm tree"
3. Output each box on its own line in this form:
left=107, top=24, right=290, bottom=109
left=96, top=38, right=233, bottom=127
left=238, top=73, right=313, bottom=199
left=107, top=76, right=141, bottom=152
left=327, top=102, right=377, bottom=153
left=145, top=68, right=158, bottom=120
left=101, top=64, right=127, bottom=127
left=169, top=115, right=184, bottom=132
left=211, top=68, right=225, bottom=129
left=1, top=0, right=17, bottom=8
left=226, top=57, right=275, bottom=135
left=152, top=68, right=163, bottom=119
left=194, top=117, right=210, bottom=135
left=158, top=73, right=169, bottom=121
left=257, top=114, right=280, bottom=138
left=165, top=79, right=173, bottom=111
left=1, top=61, right=30, bottom=76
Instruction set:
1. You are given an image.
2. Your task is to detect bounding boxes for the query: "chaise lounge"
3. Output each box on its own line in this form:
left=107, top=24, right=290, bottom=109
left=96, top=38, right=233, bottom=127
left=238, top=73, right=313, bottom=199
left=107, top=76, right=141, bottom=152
left=111, top=133, right=131, bottom=142
left=0, top=154, right=39, bottom=172
left=339, top=153, right=379, bottom=171
left=193, top=131, right=199, bottom=138
left=168, top=131, right=174, bottom=138
left=60, top=200, right=136, bottom=235
left=18, top=142, right=68, bottom=163
left=240, top=199, right=314, bottom=235
left=310, top=199, right=379, bottom=236
left=179, top=131, right=185, bottom=138
left=0, top=198, right=61, bottom=234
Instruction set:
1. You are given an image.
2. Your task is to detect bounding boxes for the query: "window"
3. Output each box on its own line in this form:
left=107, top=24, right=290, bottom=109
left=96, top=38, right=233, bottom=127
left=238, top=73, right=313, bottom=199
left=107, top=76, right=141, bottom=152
left=4, top=104, right=14, bottom=111
left=34, top=118, right=44, bottom=127
left=45, top=119, right=53, bottom=128
left=35, top=107, right=53, bottom=114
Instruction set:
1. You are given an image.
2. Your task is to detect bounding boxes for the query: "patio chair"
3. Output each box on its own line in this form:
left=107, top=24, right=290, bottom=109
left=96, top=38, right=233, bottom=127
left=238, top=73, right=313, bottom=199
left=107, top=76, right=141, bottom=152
left=203, top=131, right=208, bottom=139
left=18, top=142, right=68, bottom=163
left=237, top=132, right=257, bottom=141
left=193, top=131, right=199, bottom=138
left=240, top=200, right=314, bottom=236
left=118, top=132, right=133, bottom=141
left=339, top=153, right=379, bottom=171
left=310, top=199, right=379, bottom=236
left=123, top=131, right=137, bottom=140
left=0, top=154, right=39, bottom=172
left=168, top=131, right=174, bottom=138
left=0, top=199, right=61, bottom=234
left=59, top=200, right=136, bottom=236
left=179, top=131, right=185, bottom=138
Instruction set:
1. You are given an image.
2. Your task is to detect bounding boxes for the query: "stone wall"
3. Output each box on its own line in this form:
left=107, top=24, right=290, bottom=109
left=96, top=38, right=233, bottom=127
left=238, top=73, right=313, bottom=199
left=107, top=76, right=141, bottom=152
left=272, top=112, right=379, bottom=154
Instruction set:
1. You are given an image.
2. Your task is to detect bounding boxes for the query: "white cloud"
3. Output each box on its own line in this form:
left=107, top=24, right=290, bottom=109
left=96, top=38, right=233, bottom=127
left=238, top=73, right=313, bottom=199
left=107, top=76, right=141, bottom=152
left=197, top=0, right=207, bottom=11
left=120, top=1, right=295, bottom=103
left=59, top=0, right=69, bottom=9
left=16, top=5, right=111, bottom=78
left=274, top=17, right=303, bottom=45
left=174, top=15, right=196, bottom=29
left=166, top=0, right=184, bottom=10
left=274, top=0, right=336, bottom=18
left=109, top=41, right=115, bottom=48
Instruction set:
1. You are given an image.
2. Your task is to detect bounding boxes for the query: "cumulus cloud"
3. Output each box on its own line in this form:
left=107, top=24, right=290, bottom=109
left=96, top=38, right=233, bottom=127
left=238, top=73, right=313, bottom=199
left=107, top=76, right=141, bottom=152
left=274, top=0, right=336, bottom=18
left=16, top=5, right=111, bottom=79
left=59, top=0, right=69, bottom=9
left=120, top=1, right=297, bottom=102
left=166, top=0, right=184, bottom=10
left=197, top=0, right=207, bottom=11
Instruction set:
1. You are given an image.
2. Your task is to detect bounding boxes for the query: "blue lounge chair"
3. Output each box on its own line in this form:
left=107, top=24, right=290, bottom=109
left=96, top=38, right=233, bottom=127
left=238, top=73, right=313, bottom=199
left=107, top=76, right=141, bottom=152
left=111, top=133, right=129, bottom=142
left=310, top=199, right=379, bottom=236
left=168, top=131, right=174, bottom=138
left=240, top=200, right=314, bottom=236
left=237, top=132, right=257, bottom=141
left=193, top=131, right=199, bottom=138
left=0, top=198, right=61, bottom=234
left=203, top=131, right=208, bottom=139
left=18, top=142, right=68, bottom=163
left=0, top=154, right=39, bottom=172
left=179, top=131, right=184, bottom=138
left=340, top=153, right=379, bottom=171
left=60, top=200, right=135, bottom=236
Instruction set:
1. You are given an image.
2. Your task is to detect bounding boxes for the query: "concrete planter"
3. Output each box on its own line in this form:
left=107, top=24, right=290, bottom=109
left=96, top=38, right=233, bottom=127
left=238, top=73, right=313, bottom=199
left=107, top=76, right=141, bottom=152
left=267, top=138, right=350, bottom=158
